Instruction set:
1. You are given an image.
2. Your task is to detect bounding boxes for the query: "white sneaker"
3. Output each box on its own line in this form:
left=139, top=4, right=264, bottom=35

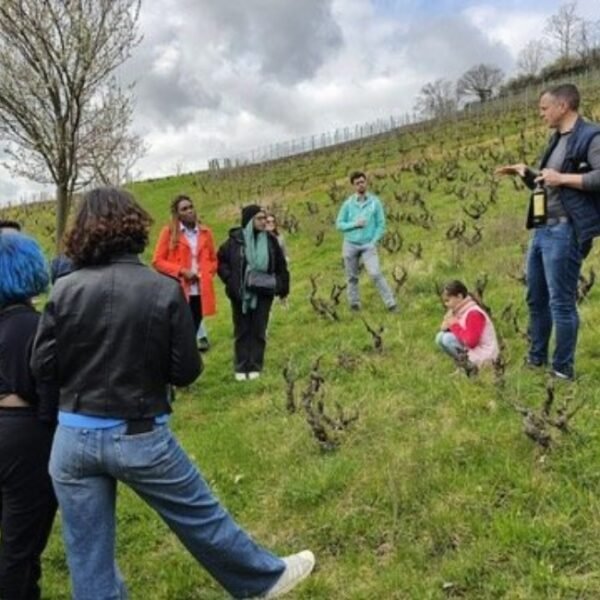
left=261, top=550, right=315, bottom=598
left=234, top=373, right=247, bottom=382
left=248, top=371, right=260, bottom=380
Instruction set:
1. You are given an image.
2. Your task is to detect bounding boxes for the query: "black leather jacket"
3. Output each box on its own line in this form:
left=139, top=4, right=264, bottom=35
left=31, top=255, right=202, bottom=419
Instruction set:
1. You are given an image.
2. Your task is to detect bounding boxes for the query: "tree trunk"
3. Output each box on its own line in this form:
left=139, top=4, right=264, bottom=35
left=55, top=182, right=70, bottom=254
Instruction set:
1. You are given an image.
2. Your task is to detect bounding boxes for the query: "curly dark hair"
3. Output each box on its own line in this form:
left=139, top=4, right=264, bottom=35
left=65, top=187, right=153, bottom=266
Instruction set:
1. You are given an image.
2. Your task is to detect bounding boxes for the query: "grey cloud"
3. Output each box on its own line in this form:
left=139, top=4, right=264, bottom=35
left=187, top=0, right=344, bottom=84
left=401, top=17, right=514, bottom=81
left=122, top=1, right=342, bottom=130
left=136, top=65, right=222, bottom=129
left=123, top=1, right=341, bottom=131
left=119, top=25, right=222, bottom=129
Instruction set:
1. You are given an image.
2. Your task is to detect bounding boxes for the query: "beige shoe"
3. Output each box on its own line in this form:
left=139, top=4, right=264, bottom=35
left=234, top=373, right=247, bottom=382
left=248, top=371, right=260, bottom=380
left=261, top=550, right=315, bottom=598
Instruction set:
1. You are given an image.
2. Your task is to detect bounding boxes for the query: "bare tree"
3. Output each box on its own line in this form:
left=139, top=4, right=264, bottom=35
left=544, top=1, right=582, bottom=60
left=414, top=79, right=457, bottom=119
left=575, top=18, right=600, bottom=60
left=457, top=64, right=504, bottom=103
left=0, top=0, right=143, bottom=250
left=77, top=80, right=147, bottom=187
left=517, top=40, right=547, bottom=76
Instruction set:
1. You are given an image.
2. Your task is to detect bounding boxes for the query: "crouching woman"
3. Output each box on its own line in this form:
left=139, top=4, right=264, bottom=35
left=436, top=280, right=499, bottom=371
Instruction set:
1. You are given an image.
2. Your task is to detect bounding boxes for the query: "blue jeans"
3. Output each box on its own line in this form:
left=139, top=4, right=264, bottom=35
left=342, top=241, right=396, bottom=308
left=49, top=424, right=284, bottom=600
left=526, top=222, right=583, bottom=377
left=435, top=331, right=465, bottom=359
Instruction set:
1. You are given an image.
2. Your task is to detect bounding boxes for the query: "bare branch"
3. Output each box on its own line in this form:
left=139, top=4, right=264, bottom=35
left=545, top=2, right=582, bottom=60
left=414, top=79, right=457, bottom=119
left=0, top=0, right=142, bottom=248
left=361, top=318, right=384, bottom=353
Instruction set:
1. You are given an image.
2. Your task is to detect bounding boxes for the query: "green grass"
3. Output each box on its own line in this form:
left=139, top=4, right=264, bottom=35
left=4, top=75, right=600, bottom=598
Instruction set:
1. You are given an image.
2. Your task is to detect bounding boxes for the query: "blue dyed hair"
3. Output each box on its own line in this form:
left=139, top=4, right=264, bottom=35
left=0, top=233, right=49, bottom=307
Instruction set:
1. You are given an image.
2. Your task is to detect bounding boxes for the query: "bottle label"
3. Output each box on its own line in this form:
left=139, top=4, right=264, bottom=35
left=533, top=193, right=546, bottom=218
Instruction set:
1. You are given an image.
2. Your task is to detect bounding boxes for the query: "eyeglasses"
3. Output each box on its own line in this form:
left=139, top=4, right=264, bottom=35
left=266, top=219, right=275, bottom=224
left=254, top=215, right=267, bottom=220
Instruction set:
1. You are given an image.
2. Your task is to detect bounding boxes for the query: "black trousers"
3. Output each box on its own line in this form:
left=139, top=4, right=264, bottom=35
left=231, top=297, right=273, bottom=373
left=0, top=410, right=56, bottom=600
left=188, top=295, right=203, bottom=333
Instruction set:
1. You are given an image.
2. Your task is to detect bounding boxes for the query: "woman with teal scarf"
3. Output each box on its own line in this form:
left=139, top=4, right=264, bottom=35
left=218, top=205, right=290, bottom=381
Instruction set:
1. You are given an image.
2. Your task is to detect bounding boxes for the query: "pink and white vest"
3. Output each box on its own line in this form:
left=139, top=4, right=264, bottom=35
left=454, top=299, right=499, bottom=366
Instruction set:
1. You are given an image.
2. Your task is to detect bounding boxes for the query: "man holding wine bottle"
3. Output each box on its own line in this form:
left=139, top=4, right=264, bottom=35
left=495, top=83, right=600, bottom=380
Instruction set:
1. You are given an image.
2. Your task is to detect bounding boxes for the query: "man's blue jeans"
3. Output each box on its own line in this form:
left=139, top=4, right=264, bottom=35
left=526, top=222, right=583, bottom=378
left=342, top=241, right=396, bottom=308
left=49, top=424, right=285, bottom=600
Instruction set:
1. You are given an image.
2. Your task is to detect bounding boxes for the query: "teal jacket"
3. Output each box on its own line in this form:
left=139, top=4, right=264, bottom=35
left=335, top=193, right=386, bottom=245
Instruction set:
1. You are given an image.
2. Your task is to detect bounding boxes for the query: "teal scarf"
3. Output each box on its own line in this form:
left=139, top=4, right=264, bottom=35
left=242, top=220, right=270, bottom=314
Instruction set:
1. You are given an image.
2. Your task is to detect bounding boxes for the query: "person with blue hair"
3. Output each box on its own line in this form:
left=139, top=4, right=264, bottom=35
left=0, top=232, right=57, bottom=599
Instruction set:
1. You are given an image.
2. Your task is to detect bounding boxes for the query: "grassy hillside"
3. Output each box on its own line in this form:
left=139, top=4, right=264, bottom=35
left=5, top=77, right=600, bottom=599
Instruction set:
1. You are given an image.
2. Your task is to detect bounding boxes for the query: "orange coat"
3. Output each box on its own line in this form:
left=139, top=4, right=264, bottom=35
left=152, top=224, right=218, bottom=317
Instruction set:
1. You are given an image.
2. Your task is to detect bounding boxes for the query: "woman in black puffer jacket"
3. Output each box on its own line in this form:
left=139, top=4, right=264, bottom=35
left=217, top=204, right=290, bottom=381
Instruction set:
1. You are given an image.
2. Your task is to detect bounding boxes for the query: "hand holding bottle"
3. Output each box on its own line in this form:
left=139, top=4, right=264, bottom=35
left=535, top=168, right=563, bottom=187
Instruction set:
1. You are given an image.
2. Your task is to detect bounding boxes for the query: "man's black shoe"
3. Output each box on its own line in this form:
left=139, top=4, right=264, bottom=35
left=524, top=358, right=545, bottom=371
left=198, top=337, right=210, bottom=352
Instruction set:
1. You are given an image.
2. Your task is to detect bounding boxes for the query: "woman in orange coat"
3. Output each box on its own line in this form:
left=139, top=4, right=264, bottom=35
left=152, top=194, right=217, bottom=351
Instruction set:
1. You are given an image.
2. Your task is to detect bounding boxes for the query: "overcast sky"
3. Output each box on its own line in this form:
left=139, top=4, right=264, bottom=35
left=1, top=0, right=598, bottom=204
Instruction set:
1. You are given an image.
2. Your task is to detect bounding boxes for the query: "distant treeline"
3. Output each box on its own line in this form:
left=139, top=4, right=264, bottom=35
left=501, top=50, right=600, bottom=97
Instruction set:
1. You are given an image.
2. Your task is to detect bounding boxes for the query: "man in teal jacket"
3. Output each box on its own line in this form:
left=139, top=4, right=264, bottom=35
left=336, top=171, right=397, bottom=311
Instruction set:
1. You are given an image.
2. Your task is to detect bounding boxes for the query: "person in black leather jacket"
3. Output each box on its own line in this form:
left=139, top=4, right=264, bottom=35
left=31, top=187, right=314, bottom=600
left=218, top=204, right=290, bottom=381
left=0, top=232, right=57, bottom=600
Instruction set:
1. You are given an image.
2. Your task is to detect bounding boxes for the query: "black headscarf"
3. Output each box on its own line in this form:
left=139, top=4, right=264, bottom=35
left=241, top=204, right=262, bottom=228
